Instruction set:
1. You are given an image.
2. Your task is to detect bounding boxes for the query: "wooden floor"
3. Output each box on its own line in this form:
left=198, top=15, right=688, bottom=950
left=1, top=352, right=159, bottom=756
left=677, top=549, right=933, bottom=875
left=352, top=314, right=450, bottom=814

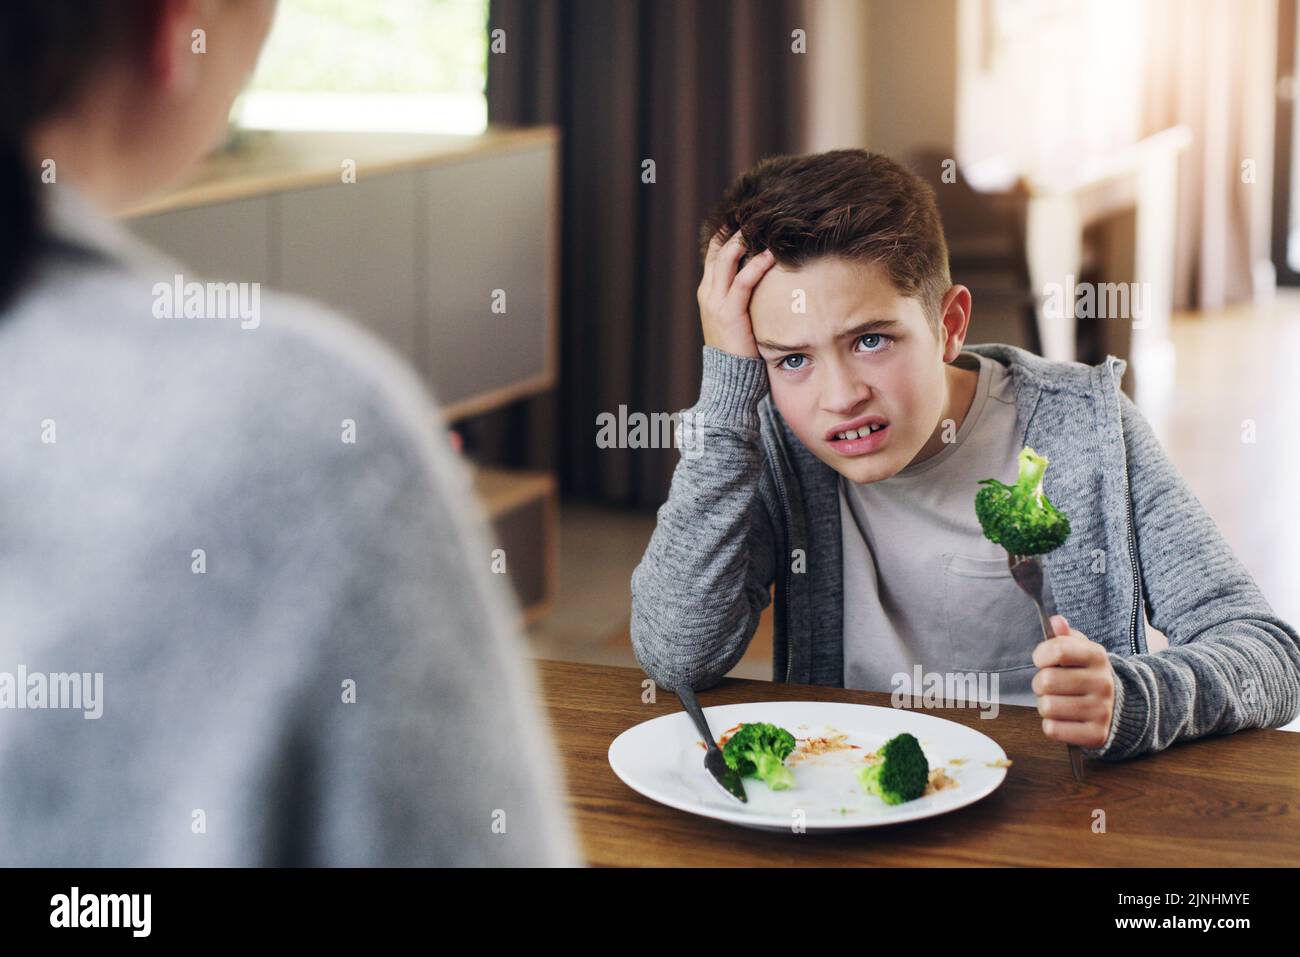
left=528, top=294, right=1300, bottom=699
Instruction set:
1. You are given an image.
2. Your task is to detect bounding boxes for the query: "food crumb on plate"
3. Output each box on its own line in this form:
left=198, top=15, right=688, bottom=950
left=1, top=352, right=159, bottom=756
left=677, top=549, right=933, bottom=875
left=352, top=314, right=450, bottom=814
left=923, top=767, right=959, bottom=795
left=985, top=757, right=1013, bottom=768
left=789, top=731, right=859, bottom=764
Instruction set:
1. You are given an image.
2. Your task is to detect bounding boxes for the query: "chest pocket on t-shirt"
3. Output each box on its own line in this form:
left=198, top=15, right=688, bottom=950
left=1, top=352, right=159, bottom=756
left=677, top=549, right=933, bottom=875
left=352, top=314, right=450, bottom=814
left=941, top=552, right=1045, bottom=673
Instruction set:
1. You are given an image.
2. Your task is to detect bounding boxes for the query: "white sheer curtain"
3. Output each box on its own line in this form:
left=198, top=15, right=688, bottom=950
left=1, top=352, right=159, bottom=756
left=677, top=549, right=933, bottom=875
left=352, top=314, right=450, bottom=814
left=1141, top=0, right=1278, bottom=309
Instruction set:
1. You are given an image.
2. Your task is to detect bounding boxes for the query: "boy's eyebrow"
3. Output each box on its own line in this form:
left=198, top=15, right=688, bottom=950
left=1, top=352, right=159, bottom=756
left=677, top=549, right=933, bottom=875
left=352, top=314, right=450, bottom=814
left=755, top=318, right=906, bottom=352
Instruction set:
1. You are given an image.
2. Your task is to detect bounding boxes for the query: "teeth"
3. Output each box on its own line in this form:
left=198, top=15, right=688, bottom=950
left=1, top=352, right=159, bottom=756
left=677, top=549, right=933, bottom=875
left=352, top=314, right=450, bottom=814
left=834, top=424, right=885, bottom=441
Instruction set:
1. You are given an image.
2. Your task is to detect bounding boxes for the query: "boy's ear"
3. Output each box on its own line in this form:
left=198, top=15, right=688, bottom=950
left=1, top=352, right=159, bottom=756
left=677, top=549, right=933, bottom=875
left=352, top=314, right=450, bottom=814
left=938, top=284, right=973, bottom=360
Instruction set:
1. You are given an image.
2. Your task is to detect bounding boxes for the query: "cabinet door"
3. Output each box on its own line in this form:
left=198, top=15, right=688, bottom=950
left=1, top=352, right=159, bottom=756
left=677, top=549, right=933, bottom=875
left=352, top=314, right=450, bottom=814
left=276, top=172, right=420, bottom=366
left=127, top=196, right=274, bottom=285
left=423, top=144, right=557, bottom=417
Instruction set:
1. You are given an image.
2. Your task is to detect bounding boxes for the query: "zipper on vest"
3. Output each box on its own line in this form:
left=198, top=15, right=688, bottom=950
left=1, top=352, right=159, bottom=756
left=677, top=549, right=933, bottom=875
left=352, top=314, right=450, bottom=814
left=761, top=427, right=796, bottom=682
left=1112, top=363, right=1141, bottom=656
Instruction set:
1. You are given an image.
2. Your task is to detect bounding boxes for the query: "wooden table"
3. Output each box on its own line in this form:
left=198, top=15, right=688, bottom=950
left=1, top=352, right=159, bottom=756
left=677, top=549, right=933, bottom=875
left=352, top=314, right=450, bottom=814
left=536, top=659, right=1300, bottom=867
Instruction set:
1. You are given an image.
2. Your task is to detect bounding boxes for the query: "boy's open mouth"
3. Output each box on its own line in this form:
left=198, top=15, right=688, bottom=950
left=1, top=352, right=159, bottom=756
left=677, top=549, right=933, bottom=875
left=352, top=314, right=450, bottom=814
left=826, top=414, right=890, bottom=455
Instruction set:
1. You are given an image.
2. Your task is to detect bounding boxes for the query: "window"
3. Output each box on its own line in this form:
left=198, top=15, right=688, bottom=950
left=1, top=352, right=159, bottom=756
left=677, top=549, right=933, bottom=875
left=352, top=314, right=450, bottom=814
left=234, top=0, right=489, bottom=134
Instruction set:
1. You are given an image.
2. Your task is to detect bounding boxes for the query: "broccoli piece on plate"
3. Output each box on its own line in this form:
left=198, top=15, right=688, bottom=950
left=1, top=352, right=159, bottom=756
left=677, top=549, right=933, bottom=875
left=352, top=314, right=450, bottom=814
left=975, top=446, right=1071, bottom=556
left=722, top=722, right=796, bottom=791
left=857, top=732, right=929, bottom=805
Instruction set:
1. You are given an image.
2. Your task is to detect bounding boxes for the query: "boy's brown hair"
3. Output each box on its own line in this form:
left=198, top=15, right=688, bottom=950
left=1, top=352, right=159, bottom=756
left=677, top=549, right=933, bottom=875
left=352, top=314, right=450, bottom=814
left=699, top=149, right=951, bottom=337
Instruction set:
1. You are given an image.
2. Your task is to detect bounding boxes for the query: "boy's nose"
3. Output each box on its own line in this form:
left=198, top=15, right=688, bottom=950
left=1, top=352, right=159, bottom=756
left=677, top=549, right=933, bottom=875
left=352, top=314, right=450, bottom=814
left=820, top=363, right=873, bottom=415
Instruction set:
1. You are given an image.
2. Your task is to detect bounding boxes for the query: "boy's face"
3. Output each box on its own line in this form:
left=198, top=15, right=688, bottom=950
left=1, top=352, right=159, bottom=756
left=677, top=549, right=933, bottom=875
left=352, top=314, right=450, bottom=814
left=749, top=256, right=969, bottom=485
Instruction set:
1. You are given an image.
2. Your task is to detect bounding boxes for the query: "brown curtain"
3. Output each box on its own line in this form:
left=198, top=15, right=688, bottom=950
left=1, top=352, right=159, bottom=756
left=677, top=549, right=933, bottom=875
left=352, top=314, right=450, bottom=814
left=472, top=0, right=811, bottom=508
left=1140, top=0, right=1277, bottom=309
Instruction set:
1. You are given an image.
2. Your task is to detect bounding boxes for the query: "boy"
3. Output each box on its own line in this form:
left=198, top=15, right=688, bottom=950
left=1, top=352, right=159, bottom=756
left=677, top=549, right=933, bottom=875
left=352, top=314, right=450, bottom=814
left=630, top=149, right=1300, bottom=761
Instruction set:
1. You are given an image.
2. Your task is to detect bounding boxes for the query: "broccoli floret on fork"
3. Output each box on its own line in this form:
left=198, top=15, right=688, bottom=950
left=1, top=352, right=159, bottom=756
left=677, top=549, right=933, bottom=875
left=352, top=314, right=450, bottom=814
left=975, top=446, right=1071, bottom=557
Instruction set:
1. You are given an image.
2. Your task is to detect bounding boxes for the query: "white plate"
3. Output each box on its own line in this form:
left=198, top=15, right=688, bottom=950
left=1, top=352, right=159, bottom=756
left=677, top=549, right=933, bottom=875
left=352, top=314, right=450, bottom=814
left=608, top=701, right=1010, bottom=832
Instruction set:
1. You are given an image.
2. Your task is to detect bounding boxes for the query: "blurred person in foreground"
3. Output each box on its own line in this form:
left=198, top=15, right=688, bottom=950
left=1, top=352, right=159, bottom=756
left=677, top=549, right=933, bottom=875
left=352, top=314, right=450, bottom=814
left=0, top=0, right=578, bottom=866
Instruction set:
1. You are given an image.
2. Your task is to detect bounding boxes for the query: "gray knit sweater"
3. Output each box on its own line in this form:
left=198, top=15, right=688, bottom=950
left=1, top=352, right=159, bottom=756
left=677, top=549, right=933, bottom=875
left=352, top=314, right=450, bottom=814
left=630, top=345, right=1300, bottom=761
left=0, top=183, right=579, bottom=865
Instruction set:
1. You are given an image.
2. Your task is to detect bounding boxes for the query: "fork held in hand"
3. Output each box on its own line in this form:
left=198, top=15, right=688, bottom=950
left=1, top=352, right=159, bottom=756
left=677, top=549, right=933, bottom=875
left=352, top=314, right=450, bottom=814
left=1007, top=552, right=1088, bottom=783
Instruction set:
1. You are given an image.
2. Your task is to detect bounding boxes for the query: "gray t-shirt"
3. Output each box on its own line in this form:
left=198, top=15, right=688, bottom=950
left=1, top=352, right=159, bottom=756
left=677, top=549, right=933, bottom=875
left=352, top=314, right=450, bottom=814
left=839, top=351, right=1054, bottom=707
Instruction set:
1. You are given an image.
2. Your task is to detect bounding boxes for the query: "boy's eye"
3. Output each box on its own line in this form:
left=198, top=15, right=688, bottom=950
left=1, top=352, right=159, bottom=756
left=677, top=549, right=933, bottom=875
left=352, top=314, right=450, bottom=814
left=774, top=332, right=889, bottom=369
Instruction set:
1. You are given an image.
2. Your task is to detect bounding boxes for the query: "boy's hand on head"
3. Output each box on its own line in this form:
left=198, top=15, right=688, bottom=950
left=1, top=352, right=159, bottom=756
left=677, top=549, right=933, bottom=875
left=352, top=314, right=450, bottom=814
left=1030, top=614, right=1116, bottom=749
left=698, top=229, right=776, bottom=359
